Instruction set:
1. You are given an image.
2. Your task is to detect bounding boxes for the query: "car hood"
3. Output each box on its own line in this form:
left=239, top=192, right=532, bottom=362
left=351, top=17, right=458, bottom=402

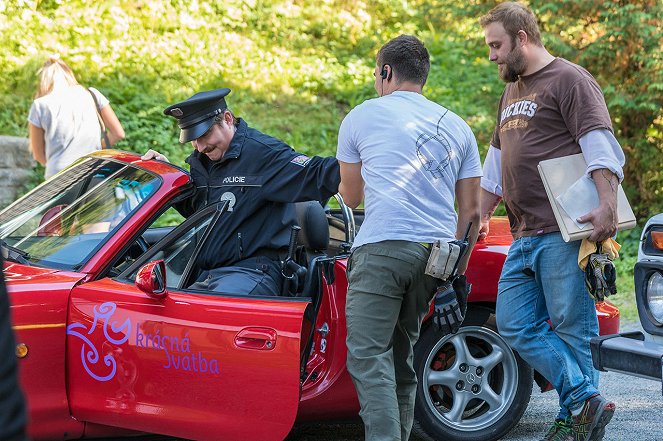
left=484, top=217, right=513, bottom=246
left=3, top=262, right=86, bottom=292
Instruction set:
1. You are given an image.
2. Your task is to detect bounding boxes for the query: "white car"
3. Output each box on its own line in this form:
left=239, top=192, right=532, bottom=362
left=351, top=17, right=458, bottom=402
left=591, top=213, right=663, bottom=393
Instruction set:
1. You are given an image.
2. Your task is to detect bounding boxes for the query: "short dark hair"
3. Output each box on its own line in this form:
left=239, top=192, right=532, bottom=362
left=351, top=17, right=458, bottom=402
left=377, top=35, right=430, bottom=86
left=479, top=2, right=543, bottom=47
left=213, top=109, right=237, bottom=126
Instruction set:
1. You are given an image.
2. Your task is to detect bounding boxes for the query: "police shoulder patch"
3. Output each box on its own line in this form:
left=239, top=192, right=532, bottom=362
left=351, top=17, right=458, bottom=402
left=290, top=154, right=312, bottom=167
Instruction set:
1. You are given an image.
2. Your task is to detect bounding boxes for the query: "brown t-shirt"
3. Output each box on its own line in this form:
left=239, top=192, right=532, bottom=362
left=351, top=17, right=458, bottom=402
left=491, top=58, right=613, bottom=238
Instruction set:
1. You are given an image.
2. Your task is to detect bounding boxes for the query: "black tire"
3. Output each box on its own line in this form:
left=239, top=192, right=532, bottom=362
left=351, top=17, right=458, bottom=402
left=413, top=309, right=533, bottom=441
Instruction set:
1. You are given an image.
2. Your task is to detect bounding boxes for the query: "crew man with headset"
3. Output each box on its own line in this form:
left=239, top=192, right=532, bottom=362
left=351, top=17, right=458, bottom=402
left=143, top=88, right=340, bottom=296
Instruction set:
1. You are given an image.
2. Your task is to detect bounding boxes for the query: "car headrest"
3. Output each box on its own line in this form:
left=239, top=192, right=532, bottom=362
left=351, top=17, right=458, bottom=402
left=295, top=201, right=329, bottom=252
left=37, top=204, right=66, bottom=236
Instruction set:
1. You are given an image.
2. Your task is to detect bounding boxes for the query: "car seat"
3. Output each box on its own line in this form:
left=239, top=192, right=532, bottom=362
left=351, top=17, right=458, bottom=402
left=293, top=201, right=330, bottom=296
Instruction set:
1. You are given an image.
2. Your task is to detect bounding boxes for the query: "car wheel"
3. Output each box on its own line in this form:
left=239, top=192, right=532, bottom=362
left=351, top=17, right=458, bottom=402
left=413, top=310, right=533, bottom=441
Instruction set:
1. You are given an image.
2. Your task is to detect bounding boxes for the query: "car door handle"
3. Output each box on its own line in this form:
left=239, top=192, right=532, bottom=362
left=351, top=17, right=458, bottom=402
left=234, top=327, right=277, bottom=350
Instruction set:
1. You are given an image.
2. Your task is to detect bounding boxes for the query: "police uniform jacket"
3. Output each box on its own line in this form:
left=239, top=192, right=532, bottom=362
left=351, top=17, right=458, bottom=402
left=177, top=118, right=340, bottom=270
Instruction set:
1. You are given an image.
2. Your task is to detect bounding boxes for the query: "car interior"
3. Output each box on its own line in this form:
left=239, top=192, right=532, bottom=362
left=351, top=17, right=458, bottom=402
left=109, top=198, right=362, bottom=300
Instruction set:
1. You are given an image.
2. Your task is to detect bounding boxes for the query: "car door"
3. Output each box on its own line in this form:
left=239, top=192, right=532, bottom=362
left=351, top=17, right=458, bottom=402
left=65, top=203, right=310, bottom=441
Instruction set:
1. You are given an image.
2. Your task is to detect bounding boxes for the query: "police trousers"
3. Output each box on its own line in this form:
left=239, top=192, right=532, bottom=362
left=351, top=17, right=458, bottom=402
left=190, top=256, right=281, bottom=296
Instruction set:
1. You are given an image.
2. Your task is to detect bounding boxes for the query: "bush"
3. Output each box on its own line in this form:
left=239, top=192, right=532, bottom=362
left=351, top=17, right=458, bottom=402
left=2, top=0, right=659, bottom=297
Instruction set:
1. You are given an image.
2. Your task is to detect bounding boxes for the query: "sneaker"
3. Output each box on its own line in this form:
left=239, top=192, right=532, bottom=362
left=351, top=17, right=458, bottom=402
left=569, top=394, right=616, bottom=441
left=540, top=418, right=573, bottom=441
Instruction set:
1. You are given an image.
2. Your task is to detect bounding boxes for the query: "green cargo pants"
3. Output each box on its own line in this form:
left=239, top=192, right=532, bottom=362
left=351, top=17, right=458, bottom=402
left=345, top=240, right=437, bottom=441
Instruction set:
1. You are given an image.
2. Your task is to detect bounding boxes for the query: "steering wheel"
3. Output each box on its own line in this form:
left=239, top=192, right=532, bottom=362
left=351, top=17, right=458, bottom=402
left=109, top=235, right=150, bottom=277
left=134, top=235, right=150, bottom=255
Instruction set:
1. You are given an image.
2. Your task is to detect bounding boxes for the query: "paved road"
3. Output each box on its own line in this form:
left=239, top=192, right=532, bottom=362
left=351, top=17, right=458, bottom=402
left=98, top=367, right=661, bottom=441
left=286, top=369, right=663, bottom=441
left=101, top=322, right=663, bottom=441
left=287, top=320, right=663, bottom=441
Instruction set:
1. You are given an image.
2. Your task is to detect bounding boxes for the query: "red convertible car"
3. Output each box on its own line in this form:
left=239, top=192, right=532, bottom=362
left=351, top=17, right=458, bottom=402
left=2, top=151, right=619, bottom=441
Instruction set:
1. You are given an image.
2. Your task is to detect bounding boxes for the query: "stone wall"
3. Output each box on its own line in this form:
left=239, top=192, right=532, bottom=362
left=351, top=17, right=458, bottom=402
left=0, top=136, right=34, bottom=209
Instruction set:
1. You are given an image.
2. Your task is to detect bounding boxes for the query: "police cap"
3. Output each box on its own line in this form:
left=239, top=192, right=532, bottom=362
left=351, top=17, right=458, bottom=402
left=163, top=88, right=231, bottom=143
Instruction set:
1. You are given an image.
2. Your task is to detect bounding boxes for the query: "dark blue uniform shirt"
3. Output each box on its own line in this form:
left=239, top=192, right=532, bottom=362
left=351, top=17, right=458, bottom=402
left=177, top=118, right=340, bottom=270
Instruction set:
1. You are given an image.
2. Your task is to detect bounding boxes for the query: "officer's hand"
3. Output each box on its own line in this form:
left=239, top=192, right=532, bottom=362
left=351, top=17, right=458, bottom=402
left=141, top=149, right=170, bottom=163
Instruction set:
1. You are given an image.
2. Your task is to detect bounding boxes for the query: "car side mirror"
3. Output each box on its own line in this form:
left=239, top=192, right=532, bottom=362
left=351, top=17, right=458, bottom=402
left=135, top=260, right=168, bottom=299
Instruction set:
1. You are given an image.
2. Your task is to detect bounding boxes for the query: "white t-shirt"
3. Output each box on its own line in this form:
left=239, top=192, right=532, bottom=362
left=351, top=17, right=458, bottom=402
left=337, top=91, right=482, bottom=248
left=28, top=85, right=110, bottom=178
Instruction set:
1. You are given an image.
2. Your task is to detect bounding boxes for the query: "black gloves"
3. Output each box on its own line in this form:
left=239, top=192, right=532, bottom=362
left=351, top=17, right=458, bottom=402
left=433, top=274, right=471, bottom=334
left=584, top=252, right=617, bottom=302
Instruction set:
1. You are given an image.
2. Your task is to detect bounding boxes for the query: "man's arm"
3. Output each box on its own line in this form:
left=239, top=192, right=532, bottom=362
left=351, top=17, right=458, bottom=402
left=338, top=161, right=364, bottom=209
left=141, top=149, right=199, bottom=217
left=455, top=177, right=481, bottom=274
left=580, top=129, right=624, bottom=181
left=576, top=128, right=624, bottom=243
left=479, top=188, right=502, bottom=241
left=577, top=168, right=619, bottom=242
left=478, top=145, right=503, bottom=240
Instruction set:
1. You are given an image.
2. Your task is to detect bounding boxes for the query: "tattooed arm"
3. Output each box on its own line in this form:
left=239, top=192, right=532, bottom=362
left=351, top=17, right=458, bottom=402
left=577, top=129, right=625, bottom=242
left=577, top=168, right=619, bottom=242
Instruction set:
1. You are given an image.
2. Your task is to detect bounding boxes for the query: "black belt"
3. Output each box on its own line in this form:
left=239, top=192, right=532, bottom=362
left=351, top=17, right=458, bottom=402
left=253, top=248, right=288, bottom=261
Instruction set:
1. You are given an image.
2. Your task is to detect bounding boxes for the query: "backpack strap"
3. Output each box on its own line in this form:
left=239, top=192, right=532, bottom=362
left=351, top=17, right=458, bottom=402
left=88, top=88, right=111, bottom=149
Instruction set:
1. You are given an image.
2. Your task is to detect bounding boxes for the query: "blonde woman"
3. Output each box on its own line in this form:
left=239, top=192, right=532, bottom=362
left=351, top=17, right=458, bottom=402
left=28, top=57, right=125, bottom=178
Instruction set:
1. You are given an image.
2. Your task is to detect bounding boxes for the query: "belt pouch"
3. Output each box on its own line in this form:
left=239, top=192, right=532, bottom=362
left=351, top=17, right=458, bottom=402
left=425, top=240, right=461, bottom=281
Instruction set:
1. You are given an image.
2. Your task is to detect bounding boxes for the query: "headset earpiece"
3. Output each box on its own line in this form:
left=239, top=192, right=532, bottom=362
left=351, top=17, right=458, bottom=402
left=380, top=64, right=391, bottom=80
left=380, top=66, right=388, bottom=79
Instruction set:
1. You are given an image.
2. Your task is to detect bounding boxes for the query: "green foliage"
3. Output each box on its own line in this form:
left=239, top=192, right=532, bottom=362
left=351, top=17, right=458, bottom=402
left=0, top=0, right=501, bottom=164
left=532, top=0, right=663, bottom=220
left=1, top=0, right=660, bottom=299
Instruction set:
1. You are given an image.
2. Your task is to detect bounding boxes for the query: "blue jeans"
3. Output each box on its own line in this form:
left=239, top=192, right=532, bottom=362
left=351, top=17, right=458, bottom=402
left=496, top=233, right=600, bottom=419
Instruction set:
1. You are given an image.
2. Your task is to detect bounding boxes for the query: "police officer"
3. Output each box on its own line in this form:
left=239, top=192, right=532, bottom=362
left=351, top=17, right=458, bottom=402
left=143, top=88, right=340, bottom=296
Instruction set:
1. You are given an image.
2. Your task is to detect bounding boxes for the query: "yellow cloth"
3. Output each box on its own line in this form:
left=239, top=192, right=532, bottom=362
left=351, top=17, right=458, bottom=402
left=578, top=238, right=621, bottom=270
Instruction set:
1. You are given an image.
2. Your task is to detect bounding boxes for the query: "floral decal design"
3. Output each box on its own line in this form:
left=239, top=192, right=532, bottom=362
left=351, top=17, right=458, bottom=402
left=66, top=302, right=132, bottom=382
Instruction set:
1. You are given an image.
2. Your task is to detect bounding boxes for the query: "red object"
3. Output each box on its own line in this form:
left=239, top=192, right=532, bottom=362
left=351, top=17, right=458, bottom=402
left=36, top=204, right=66, bottom=236
left=4, top=151, right=620, bottom=441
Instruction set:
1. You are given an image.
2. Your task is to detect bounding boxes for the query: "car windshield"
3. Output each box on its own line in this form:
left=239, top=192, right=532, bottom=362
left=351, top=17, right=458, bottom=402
left=0, top=157, right=160, bottom=270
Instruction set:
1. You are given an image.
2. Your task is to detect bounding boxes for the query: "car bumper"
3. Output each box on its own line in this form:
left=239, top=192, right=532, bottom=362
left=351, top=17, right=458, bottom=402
left=591, top=332, right=663, bottom=395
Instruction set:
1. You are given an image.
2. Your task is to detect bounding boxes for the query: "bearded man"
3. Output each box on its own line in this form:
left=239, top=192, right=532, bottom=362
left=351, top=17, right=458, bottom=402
left=479, top=3, right=625, bottom=441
